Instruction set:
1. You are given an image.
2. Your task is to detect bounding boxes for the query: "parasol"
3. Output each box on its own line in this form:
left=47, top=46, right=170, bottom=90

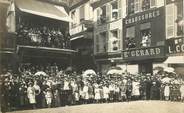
left=83, top=69, right=96, bottom=77
left=161, top=77, right=171, bottom=83
left=34, top=71, right=47, bottom=76
left=164, top=67, right=175, bottom=73
left=107, top=69, right=123, bottom=75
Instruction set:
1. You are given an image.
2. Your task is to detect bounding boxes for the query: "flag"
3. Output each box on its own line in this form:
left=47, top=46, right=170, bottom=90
left=6, top=0, right=16, bottom=33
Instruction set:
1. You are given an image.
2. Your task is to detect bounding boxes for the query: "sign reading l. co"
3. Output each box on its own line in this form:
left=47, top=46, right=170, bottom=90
left=167, top=37, right=184, bottom=55
left=122, top=46, right=165, bottom=61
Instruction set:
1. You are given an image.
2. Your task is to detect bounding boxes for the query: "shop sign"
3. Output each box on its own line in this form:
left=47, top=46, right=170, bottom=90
left=122, top=46, right=165, bottom=60
left=167, top=37, right=184, bottom=54
left=125, top=8, right=161, bottom=25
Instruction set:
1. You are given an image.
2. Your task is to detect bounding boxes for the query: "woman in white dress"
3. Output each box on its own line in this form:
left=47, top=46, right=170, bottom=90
left=27, top=82, right=36, bottom=109
left=83, top=82, right=89, bottom=104
left=45, top=87, right=53, bottom=108
left=164, top=84, right=170, bottom=101
left=94, top=84, right=101, bottom=103
left=131, top=80, right=140, bottom=100
left=103, top=84, right=109, bottom=102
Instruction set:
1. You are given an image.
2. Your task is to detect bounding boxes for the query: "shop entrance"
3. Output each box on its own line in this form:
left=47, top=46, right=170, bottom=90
left=138, top=62, right=153, bottom=74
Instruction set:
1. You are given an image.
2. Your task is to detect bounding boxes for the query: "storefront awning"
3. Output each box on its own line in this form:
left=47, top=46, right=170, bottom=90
left=15, top=0, right=72, bottom=22
left=164, top=56, right=184, bottom=64
left=16, top=45, right=77, bottom=59
left=70, top=35, right=84, bottom=41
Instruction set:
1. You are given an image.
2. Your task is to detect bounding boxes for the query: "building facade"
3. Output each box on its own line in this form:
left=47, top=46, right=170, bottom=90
left=122, top=0, right=166, bottom=74
left=69, top=0, right=96, bottom=72
left=0, top=0, right=17, bottom=70
left=164, top=0, right=184, bottom=76
left=91, top=0, right=127, bottom=73
left=0, top=0, right=76, bottom=72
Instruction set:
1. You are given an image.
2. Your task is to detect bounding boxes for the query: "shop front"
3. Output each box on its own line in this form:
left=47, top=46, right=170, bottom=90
left=122, top=46, right=166, bottom=74
left=165, top=37, right=184, bottom=76
left=122, top=6, right=166, bottom=74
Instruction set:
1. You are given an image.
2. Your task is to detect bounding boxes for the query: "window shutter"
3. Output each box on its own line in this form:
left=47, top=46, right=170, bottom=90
left=106, top=4, right=111, bottom=22
left=79, top=5, right=85, bottom=22
left=118, top=0, right=122, bottom=19
left=97, top=8, right=101, bottom=24
left=166, top=4, right=176, bottom=39
left=95, top=35, right=99, bottom=53
left=118, top=29, right=122, bottom=50
left=150, top=0, right=156, bottom=8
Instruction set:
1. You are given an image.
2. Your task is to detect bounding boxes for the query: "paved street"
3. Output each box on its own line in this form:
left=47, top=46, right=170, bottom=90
left=7, top=101, right=184, bottom=113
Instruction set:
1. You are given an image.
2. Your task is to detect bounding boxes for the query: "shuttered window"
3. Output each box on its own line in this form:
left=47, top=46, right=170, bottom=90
left=150, top=0, right=156, bottom=8
left=101, top=32, right=107, bottom=53
left=126, top=26, right=135, bottom=38
left=79, top=5, right=85, bottom=22
left=127, top=0, right=135, bottom=15
left=96, top=35, right=99, bottom=53
left=134, top=0, right=140, bottom=13
left=166, top=4, right=176, bottom=39
left=111, top=0, right=118, bottom=20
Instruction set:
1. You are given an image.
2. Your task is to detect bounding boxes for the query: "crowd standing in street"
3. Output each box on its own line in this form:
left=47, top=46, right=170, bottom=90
left=1, top=64, right=184, bottom=112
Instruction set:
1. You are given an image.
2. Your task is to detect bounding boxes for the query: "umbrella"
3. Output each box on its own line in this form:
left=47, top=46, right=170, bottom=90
left=34, top=71, right=47, bottom=76
left=164, top=67, right=175, bottom=73
left=161, top=77, right=171, bottom=83
left=66, top=67, right=73, bottom=72
left=83, top=69, right=96, bottom=76
left=107, top=69, right=123, bottom=75
left=171, top=79, right=180, bottom=84
left=153, top=66, right=164, bottom=70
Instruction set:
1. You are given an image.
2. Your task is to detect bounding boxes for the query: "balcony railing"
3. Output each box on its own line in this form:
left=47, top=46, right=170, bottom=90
left=16, top=24, right=71, bottom=49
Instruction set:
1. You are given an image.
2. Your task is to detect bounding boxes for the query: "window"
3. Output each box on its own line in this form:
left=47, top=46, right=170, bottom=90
left=99, top=32, right=107, bottom=53
left=140, top=29, right=151, bottom=47
left=79, top=5, right=85, bottom=22
left=127, top=0, right=135, bottom=15
left=100, top=6, right=107, bottom=23
left=150, top=0, right=156, bottom=8
left=97, top=6, right=107, bottom=24
left=142, top=0, right=150, bottom=11
left=176, top=1, right=183, bottom=36
left=96, top=35, right=99, bottom=53
left=111, top=1, right=118, bottom=20
left=125, top=26, right=136, bottom=49
left=166, top=4, right=176, bottom=39
left=71, top=10, right=76, bottom=27
left=110, top=30, right=119, bottom=51
left=140, top=23, right=151, bottom=47
left=134, top=0, right=140, bottom=13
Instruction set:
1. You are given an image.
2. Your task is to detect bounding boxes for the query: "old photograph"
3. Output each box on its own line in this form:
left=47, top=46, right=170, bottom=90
left=0, top=0, right=184, bottom=113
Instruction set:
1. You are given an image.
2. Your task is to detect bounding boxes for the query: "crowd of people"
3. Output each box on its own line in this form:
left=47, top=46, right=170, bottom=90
left=16, top=22, right=71, bottom=49
left=1, top=64, right=184, bottom=112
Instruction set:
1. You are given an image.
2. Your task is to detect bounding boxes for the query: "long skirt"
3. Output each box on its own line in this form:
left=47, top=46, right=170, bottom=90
left=28, top=95, right=36, bottom=104
left=95, top=93, right=101, bottom=100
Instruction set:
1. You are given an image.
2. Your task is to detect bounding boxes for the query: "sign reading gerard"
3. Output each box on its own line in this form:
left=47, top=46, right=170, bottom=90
left=122, top=46, right=165, bottom=60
